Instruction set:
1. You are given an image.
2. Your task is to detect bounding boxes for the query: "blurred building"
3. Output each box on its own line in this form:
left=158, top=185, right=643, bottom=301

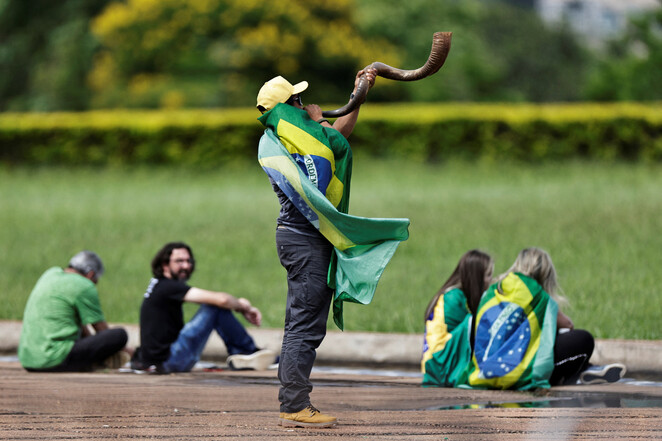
left=536, top=0, right=660, bottom=47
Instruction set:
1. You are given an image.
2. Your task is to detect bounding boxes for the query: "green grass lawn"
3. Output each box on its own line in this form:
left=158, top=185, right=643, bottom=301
left=1, top=159, right=661, bottom=339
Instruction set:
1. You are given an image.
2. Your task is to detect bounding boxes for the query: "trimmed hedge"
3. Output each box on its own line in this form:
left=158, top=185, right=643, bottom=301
left=1, top=103, right=661, bottom=166
left=0, top=109, right=263, bottom=167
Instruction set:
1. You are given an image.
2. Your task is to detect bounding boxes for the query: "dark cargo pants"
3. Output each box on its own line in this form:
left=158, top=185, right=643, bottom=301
left=276, top=228, right=334, bottom=413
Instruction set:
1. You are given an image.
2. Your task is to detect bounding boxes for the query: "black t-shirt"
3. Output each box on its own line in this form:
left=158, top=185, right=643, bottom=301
left=138, top=277, right=190, bottom=365
left=269, top=176, right=319, bottom=236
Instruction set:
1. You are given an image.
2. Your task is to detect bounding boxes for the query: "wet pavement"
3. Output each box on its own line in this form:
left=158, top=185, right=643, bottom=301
left=2, top=358, right=662, bottom=440
left=3, top=319, right=662, bottom=439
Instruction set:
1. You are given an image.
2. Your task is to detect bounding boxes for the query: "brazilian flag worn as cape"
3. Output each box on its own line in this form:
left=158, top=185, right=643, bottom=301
left=258, top=103, right=410, bottom=329
left=421, top=288, right=473, bottom=388
left=466, top=272, right=558, bottom=390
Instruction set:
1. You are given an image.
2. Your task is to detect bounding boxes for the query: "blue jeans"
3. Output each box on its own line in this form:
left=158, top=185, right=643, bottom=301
left=162, top=304, right=258, bottom=373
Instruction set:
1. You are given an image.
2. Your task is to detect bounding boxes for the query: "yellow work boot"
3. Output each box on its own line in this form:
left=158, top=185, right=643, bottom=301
left=278, top=405, right=337, bottom=428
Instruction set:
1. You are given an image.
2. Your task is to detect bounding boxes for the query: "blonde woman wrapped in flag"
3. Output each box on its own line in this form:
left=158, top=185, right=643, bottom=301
left=466, top=247, right=627, bottom=390
left=256, top=69, right=409, bottom=428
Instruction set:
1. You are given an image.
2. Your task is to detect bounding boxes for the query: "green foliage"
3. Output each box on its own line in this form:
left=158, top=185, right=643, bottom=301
left=2, top=162, right=661, bottom=340
left=2, top=0, right=658, bottom=109
left=2, top=104, right=661, bottom=167
left=0, top=108, right=262, bottom=167
left=584, top=7, right=662, bottom=101
left=88, top=0, right=399, bottom=108
left=0, top=0, right=113, bottom=111
left=356, top=0, right=591, bottom=102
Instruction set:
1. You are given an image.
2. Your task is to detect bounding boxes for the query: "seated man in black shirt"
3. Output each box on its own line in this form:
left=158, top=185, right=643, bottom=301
left=131, top=241, right=275, bottom=372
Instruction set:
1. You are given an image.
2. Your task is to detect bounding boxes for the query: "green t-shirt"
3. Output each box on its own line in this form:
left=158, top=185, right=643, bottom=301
left=18, top=267, right=105, bottom=369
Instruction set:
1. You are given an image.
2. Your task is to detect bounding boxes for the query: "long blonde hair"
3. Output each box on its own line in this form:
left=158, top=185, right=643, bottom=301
left=501, top=247, right=568, bottom=306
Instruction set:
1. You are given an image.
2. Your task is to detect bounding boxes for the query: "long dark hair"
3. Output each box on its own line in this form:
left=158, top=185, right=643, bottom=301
left=151, top=242, right=195, bottom=278
left=424, top=249, right=493, bottom=322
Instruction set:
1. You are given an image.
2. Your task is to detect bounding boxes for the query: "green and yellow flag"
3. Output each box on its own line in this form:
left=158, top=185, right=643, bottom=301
left=258, top=104, right=410, bottom=329
left=466, top=272, right=558, bottom=390
left=421, top=288, right=473, bottom=387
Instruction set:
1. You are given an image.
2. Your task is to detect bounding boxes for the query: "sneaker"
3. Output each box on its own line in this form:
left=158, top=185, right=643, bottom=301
left=130, top=358, right=149, bottom=371
left=278, top=405, right=337, bottom=428
left=579, top=363, right=626, bottom=385
left=227, top=349, right=276, bottom=371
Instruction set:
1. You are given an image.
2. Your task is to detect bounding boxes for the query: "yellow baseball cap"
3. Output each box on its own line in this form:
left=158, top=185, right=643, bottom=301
left=256, top=76, right=308, bottom=111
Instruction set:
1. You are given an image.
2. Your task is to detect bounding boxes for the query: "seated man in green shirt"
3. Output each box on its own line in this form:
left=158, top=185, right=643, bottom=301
left=18, top=250, right=130, bottom=372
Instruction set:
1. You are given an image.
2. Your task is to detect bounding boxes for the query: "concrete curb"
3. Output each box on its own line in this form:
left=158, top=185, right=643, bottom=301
left=2, top=320, right=660, bottom=374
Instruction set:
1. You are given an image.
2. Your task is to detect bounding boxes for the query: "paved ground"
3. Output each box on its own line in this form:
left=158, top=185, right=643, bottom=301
left=2, top=358, right=662, bottom=440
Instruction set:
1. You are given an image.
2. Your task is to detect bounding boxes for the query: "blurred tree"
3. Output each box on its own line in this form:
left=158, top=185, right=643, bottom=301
left=88, top=0, right=400, bottom=108
left=0, top=0, right=112, bottom=111
left=584, top=7, right=662, bottom=101
left=356, top=0, right=592, bottom=102
left=3, top=0, right=639, bottom=110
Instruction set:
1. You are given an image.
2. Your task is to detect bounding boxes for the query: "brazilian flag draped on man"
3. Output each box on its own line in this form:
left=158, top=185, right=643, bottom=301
left=257, top=103, right=409, bottom=329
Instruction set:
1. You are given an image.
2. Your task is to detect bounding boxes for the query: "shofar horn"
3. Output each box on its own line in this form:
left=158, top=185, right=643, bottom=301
left=322, top=31, right=452, bottom=118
